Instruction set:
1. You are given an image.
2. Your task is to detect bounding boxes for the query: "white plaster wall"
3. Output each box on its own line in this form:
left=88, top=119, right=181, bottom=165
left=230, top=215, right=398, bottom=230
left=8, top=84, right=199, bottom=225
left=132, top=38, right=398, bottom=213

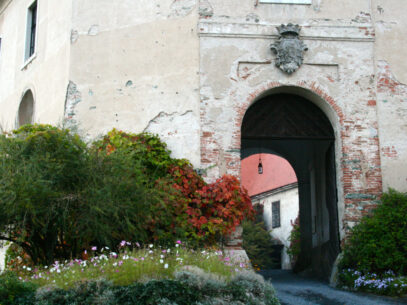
left=0, top=0, right=71, bottom=129
left=68, top=0, right=201, bottom=166
left=0, top=243, right=8, bottom=271
left=253, top=187, right=299, bottom=270
left=373, top=0, right=407, bottom=192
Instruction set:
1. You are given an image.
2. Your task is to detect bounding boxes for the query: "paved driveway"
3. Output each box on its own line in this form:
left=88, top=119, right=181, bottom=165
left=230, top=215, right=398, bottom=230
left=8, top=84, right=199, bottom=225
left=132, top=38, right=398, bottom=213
left=260, top=270, right=407, bottom=305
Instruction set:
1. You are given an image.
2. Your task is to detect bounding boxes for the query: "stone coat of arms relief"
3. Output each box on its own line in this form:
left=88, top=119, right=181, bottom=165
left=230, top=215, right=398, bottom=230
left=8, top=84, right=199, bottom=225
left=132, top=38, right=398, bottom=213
left=271, top=23, right=308, bottom=74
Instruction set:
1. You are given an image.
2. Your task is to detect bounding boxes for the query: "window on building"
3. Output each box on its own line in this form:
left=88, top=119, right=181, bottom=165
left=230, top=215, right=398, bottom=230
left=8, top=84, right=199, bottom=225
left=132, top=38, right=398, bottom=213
left=25, top=1, right=37, bottom=61
left=259, top=0, right=311, bottom=4
left=272, top=201, right=281, bottom=228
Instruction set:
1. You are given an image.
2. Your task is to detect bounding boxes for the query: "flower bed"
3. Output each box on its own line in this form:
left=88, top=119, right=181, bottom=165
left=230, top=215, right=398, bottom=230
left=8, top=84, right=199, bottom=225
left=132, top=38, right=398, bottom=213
left=339, top=269, right=407, bottom=296
left=0, top=242, right=281, bottom=305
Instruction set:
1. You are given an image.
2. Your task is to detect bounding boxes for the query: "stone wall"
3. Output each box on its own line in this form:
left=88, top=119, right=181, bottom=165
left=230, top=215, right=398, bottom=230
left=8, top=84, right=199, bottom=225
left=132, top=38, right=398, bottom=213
left=198, top=0, right=385, bottom=238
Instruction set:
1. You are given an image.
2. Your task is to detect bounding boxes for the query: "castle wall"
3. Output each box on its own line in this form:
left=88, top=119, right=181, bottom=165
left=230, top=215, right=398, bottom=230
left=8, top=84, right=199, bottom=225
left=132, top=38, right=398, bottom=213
left=0, top=0, right=406, bottom=237
left=67, top=0, right=201, bottom=165
left=0, top=0, right=71, bottom=128
left=373, top=0, right=407, bottom=191
left=198, top=0, right=383, bottom=238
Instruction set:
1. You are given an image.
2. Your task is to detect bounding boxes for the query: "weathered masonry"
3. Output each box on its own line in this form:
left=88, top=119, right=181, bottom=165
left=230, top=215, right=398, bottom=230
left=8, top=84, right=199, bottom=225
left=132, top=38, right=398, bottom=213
left=1, top=0, right=407, bottom=278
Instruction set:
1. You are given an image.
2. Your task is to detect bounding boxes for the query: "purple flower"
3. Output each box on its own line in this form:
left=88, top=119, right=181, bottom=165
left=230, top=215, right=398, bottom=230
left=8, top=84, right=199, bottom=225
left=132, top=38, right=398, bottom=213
left=92, top=246, right=97, bottom=251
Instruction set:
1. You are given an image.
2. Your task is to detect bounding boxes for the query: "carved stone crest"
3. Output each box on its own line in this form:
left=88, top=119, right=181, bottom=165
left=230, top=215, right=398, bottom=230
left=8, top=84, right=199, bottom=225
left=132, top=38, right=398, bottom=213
left=271, top=24, right=308, bottom=74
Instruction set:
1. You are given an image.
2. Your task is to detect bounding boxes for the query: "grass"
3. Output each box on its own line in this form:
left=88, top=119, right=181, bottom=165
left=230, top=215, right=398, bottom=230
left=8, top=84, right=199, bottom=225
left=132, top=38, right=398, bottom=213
left=15, top=241, right=249, bottom=289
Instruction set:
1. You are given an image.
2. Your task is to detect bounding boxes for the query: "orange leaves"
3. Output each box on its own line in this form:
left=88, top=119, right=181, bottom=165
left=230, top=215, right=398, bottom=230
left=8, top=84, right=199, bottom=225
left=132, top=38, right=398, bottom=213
left=167, top=164, right=254, bottom=242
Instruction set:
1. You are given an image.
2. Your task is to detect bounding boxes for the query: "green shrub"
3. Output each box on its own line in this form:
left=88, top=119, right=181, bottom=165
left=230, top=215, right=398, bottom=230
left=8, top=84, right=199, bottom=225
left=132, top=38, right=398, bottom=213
left=339, top=189, right=407, bottom=275
left=0, top=125, right=253, bottom=265
left=33, top=269, right=280, bottom=305
left=286, top=215, right=300, bottom=265
left=242, top=205, right=276, bottom=270
left=0, top=271, right=37, bottom=305
left=0, top=124, right=88, bottom=265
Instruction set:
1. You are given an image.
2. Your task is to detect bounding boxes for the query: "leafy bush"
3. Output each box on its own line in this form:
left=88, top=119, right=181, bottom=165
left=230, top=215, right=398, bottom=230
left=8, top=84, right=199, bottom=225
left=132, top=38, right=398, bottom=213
left=94, top=129, right=254, bottom=246
left=0, top=125, right=88, bottom=265
left=339, top=189, right=407, bottom=275
left=0, top=125, right=253, bottom=265
left=0, top=271, right=37, bottom=305
left=242, top=205, right=275, bottom=270
left=286, top=215, right=300, bottom=265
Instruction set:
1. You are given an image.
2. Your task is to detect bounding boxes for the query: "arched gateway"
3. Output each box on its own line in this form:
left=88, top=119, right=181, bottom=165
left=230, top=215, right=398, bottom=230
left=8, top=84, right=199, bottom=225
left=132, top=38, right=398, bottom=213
left=241, top=91, right=340, bottom=279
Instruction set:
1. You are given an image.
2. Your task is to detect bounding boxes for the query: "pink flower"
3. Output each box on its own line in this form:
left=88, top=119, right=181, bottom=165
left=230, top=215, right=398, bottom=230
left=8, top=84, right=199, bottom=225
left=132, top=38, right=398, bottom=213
left=176, top=240, right=182, bottom=244
left=120, top=240, right=127, bottom=247
left=92, top=246, right=97, bottom=251
left=136, top=242, right=140, bottom=248
left=118, top=260, right=123, bottom=266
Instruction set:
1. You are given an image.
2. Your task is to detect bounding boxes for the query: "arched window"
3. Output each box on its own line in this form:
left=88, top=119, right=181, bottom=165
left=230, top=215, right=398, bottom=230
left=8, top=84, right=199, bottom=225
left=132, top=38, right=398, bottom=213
left=18, top=90, right=34, bottom=127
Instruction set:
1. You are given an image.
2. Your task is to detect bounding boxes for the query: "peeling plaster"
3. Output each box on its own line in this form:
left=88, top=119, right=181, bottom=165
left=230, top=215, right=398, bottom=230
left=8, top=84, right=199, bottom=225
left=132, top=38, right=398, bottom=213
left=143, top=110, right=200, bottom=165
left=352, top=12, right=371, bottom=23
left=169, top=0, right=196, bottom=17
left=70, top=30, right=79, bottom=44
left=143, top=110, right=193, bottom=132
left=64, top=81, right=82, bottom=128
left=199, top=0, right=213, bottom=18
left=88, top=25, right=99, bottom=36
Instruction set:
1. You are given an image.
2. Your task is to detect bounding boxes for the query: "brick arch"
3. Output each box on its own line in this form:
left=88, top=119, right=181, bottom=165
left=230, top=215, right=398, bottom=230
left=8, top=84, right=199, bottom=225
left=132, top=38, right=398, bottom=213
left=233, top=82, right=345, bottom=150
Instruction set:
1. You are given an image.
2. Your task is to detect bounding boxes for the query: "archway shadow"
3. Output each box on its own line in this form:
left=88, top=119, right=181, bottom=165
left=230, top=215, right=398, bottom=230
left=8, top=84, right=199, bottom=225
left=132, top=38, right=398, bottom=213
left=241, top=93, right=341, bottom=281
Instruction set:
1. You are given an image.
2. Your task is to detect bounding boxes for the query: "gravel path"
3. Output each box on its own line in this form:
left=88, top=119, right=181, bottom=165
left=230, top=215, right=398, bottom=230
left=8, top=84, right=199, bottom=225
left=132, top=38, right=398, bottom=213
left=259, top=270, right=407, bottom=305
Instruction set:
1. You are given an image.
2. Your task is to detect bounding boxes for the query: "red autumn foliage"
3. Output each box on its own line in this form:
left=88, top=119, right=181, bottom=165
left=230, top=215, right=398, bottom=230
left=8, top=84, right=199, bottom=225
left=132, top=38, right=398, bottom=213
left=168, top=165, right=254, bottom=243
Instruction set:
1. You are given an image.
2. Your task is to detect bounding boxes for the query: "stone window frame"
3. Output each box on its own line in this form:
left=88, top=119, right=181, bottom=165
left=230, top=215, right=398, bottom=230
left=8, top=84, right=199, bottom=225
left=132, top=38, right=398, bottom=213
left=259, top=0, right=312, bottom=4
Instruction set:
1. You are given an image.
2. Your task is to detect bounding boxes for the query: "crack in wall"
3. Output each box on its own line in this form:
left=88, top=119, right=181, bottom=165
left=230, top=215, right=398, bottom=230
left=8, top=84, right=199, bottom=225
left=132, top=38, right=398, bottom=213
left=143, top=110, right=193, bottom=132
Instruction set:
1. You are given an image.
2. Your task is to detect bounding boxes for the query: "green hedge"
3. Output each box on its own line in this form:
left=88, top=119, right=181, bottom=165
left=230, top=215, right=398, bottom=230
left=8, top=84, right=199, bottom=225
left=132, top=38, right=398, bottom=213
left=340, top=189, right=407, bottom=275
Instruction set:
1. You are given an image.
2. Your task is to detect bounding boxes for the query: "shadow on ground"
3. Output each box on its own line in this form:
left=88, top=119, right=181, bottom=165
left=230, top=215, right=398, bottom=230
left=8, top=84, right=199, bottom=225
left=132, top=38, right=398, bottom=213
left=259, top=269, right=407, bottom=305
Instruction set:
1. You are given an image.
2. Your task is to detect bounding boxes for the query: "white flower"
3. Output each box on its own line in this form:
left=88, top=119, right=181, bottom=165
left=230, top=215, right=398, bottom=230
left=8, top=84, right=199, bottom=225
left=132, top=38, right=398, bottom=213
left=164, top=264, right=168, bottom=269
left=57, top=269, right=61, bottom=273
left=113, top=262, right=117, bottom=267
left=175, top=244, right=179, bottom=248
left=160, top=259, right=164, bottom=264
left=26, top=267, right=31, bottom=271
left=160, top=255, right=164, bottom=258
left=149, top=244, right=153, bottom=248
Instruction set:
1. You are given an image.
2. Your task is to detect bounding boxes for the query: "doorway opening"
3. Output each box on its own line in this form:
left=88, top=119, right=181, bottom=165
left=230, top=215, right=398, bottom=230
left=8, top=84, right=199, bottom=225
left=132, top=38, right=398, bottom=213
left=241, top=92, right=340, bottom=280
left=241, top=153, right=299, bottom=270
